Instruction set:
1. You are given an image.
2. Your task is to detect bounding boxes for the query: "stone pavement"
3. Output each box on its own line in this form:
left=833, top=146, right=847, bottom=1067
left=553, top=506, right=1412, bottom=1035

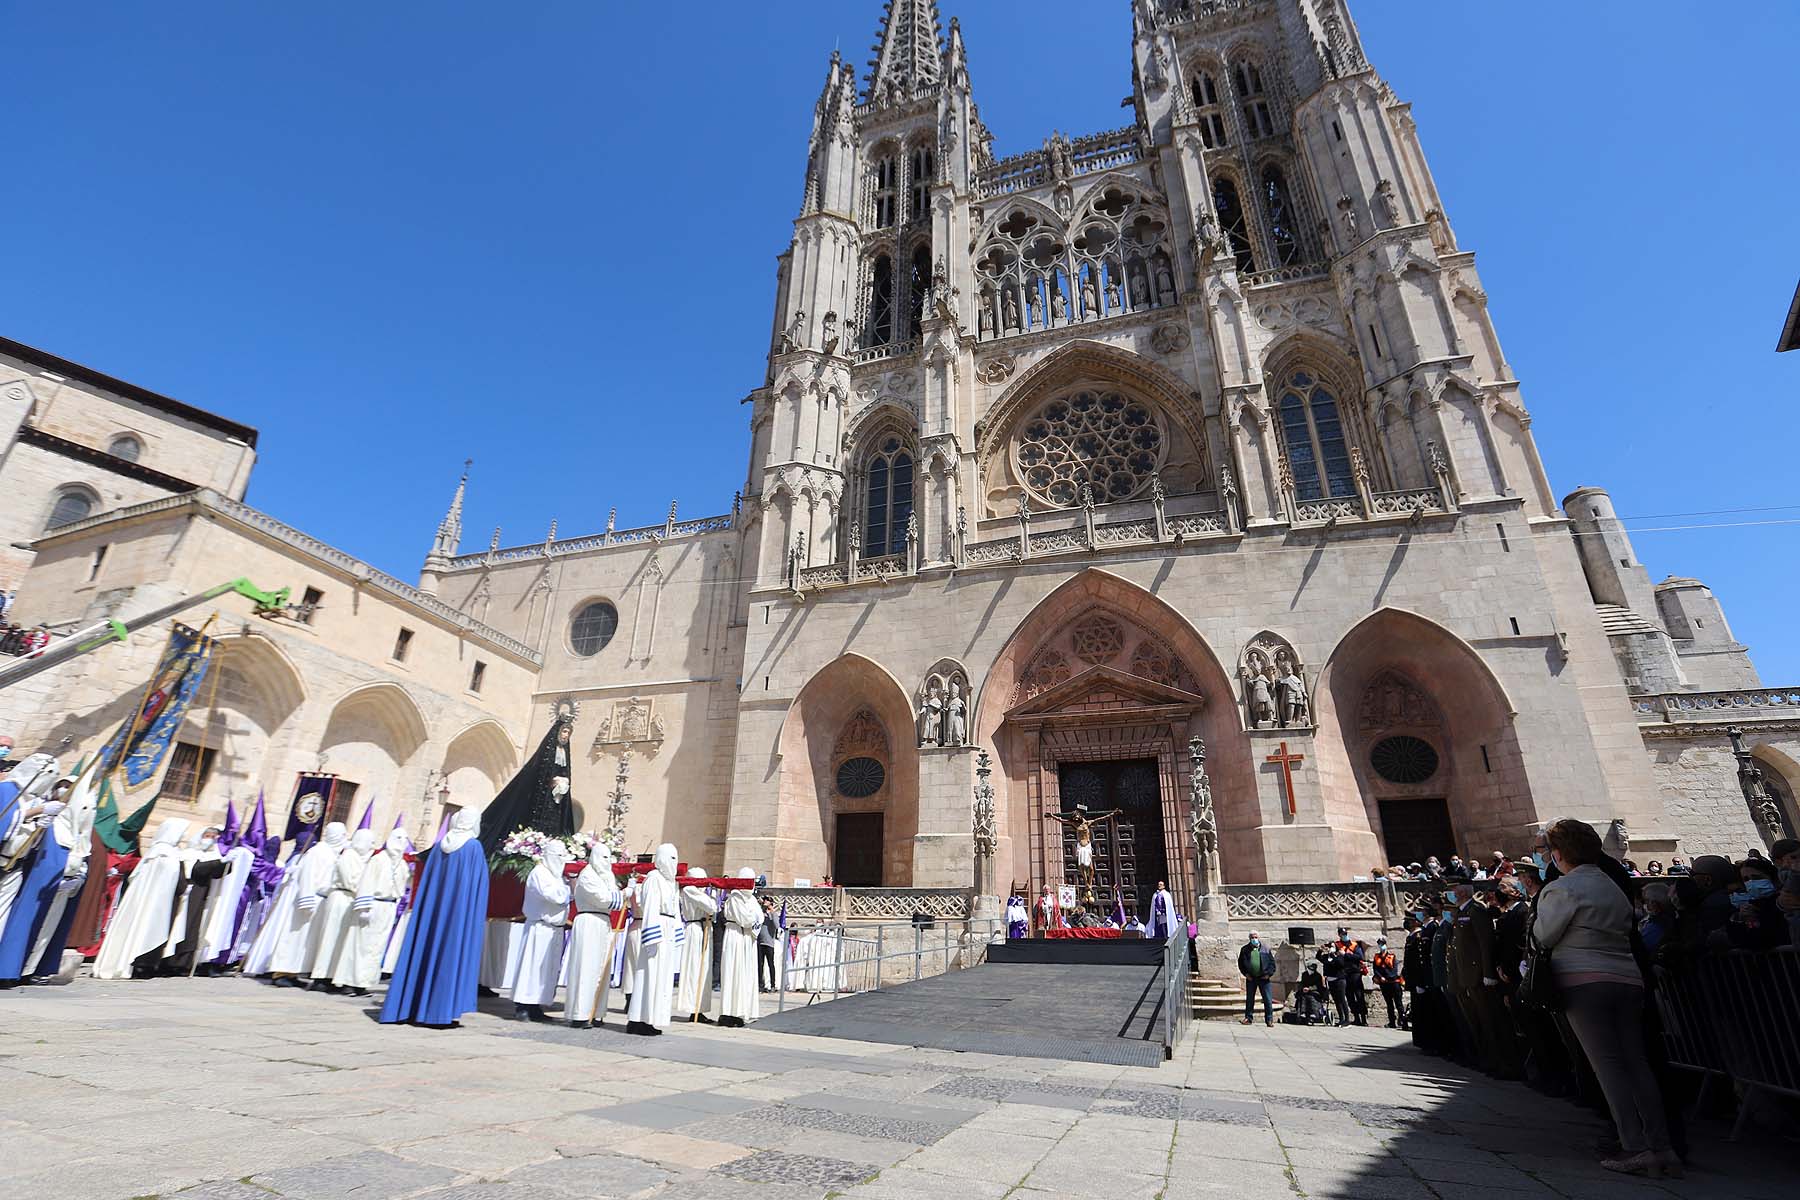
left=0, top=976, right=1782, bottom=1200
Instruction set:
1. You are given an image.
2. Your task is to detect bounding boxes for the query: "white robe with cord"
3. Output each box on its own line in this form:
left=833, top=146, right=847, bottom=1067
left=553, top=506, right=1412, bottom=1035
left=311, top=844, right=370, bottom=978
left=564, top=863, right=622, bottom=1024
left=719, top=889, right=761, bottom=1023
left=195, top=843, right=256, bottom=965
left=331, top=848, right=406, bottom=990
left=268, top=839, right=340, bottom=976
left=626, top=869, right=680, bottom=1028
left=675, top=885, right=719, bottom=1020
left=92, top=821, right=189, bottom=980
left=511, top=860, right=570, bottom=1008
left=243, top=857, right=305, bottom=976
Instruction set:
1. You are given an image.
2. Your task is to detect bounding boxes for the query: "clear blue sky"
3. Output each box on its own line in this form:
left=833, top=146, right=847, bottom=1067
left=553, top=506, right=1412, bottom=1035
left=6, top=2, right=1798, bottom=681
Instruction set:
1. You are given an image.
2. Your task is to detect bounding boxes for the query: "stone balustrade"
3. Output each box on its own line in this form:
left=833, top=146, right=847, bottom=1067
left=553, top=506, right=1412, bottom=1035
left=973, top=124, right=1143, bottom=199
left=447, top=510, right=734, bottom=569
left=1634, top=688, right=1800, bottom=726
left=760, top=886, right=973, bottom=923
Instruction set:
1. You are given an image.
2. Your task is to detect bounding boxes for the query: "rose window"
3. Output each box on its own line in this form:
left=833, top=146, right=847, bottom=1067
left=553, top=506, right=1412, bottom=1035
left=1013, top=390, right=1164, bottom=508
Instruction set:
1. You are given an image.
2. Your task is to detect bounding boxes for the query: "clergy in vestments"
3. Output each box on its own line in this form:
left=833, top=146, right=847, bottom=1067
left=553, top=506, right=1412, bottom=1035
left=511, top=840, right=572, bottom=1020
left=311, top=827, right=374, bottom=987
left=380, top=808, right=488, bottom=1027
left=626, top=843, right=682, bottom=1036
left=1147, top=881, right=1176, bottom=941
left=196, top=832, right=257, bottom=973
left=332, top=828, right=409, bottom=995
left=267, top=821, right=346, bottom=984
left=92, top=819, right=189, bottom=980
left=0, top=756, right=62, bottom=935
left=565, top=842, right=622, bottom=1027
left=718, top=868, right=761, bottom=1028
left=162, top=828, right=228, bottom=975
left=675, top=867, right=719, bottom=1023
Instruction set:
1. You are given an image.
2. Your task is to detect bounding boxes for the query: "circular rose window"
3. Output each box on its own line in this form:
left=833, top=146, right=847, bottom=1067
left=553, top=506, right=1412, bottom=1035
left=1370, top=735, right=1440, bottom=785
left=1013, top=389, right=1164, bottom=508
left=835, top=757, right=886, bottom=799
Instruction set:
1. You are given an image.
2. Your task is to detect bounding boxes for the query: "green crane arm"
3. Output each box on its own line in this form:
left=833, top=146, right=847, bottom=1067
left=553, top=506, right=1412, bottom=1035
left=0, top=578, right=292, bottom=693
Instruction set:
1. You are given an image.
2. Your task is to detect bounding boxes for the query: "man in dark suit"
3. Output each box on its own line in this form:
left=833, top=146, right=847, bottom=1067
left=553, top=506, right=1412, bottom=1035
left=1449, top=883, right=1519, bottom=1078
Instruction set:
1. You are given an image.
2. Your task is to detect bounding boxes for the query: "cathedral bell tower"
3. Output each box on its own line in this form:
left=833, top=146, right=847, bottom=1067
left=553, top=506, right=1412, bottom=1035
left=746, top=0, right=981, bottom=586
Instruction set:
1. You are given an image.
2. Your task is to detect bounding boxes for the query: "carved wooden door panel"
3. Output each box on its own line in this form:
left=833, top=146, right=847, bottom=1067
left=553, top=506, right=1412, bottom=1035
left=833, top=813, right=885, bottom=887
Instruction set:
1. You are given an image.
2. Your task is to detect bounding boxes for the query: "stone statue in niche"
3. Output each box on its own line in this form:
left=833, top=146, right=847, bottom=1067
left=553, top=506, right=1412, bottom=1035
left=1336, top=196, right=1358, bottom=244
left=931, top=256, right=961, bottom=327
left=1243, top=649, right=1275, bottom=728
left=1026, top=286, right=1042, bottom=329
left=1373, top=179, right=1399, bottom=229
left=782, top=308, right=807, bottom=352
left=1155, top=259, right=1176, bottom=302
left=1197, top=206, right=1225, bottom=264
left=1104, top=274, right=1122, bottom=311
left=1080, top=271, right=1099, bottom=317
left=1129, top=265, right=1149, bottom=308
left=1242, top=635, right=1310, bottom=729
left=821, top=311, right=840, bottom=355
left=978, top=294, right=995, bottom=338
left=1050, top=279, right=1068, bottom=322
left=940, top=681, right=968, bottom=747
left=917, top=681, right=943, bottom=747
left=1002, top=286, right=1020, bottom=332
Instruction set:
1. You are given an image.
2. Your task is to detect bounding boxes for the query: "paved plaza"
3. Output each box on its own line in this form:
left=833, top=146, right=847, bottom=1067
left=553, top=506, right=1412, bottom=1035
left=0, top=977, right=1780, bottom=1200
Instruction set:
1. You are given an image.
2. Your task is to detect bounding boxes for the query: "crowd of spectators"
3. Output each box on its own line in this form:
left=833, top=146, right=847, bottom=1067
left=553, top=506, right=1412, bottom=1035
left=0, top=623, right=50, bottom=656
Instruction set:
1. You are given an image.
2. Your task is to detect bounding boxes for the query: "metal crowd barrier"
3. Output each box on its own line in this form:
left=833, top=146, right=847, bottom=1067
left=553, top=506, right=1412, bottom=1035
left=1652, top=947, right=1800, bottom=1138
left=775, top=918, right=1005, bottom=1013
left=1161, top=927, right=1191, bottom=1057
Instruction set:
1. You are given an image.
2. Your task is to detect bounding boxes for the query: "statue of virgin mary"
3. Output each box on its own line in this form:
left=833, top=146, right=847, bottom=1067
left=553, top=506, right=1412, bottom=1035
left=478, top=717, right=576, bottom=857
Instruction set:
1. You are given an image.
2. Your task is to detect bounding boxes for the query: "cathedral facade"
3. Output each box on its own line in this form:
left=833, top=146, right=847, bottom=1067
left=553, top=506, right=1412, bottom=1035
left=4, top=0, right=1794, bottom=915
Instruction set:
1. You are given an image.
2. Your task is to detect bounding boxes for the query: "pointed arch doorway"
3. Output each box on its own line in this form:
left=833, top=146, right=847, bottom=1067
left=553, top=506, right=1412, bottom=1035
left=1003, top=664, right=1205, bottom=919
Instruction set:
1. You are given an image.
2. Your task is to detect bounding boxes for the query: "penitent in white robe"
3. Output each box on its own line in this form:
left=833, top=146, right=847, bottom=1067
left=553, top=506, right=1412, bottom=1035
left=626, top=869, right=680, bottom=1028
left=675, top=885, right=719, bottom=1020
left=310, top=845, right=370, bottom=978
left=719, top=889, right=761, bottom=1024
left=242, top=857, right=305, bottom=976
left=92, top=820, right=189, bottom=980
left=481, top=919, right=524, bottom=991
left=331, top=848, right=406, bottom=990
left=268, top=839, right=341, bottom=976
left=564, top=863, right=622, bottom=1024
left=511, top=861, right=570, bottom=1008
left=196, top=844, right=256, bottom=965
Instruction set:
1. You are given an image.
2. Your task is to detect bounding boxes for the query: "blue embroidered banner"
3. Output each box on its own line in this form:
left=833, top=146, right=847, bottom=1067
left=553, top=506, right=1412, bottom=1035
left=105, top=622, right=217, bottom=789
left=285, top=773, right=338, bottom=844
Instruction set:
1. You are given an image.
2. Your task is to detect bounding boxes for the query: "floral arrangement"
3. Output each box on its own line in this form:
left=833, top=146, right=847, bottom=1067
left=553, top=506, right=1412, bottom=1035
left=489, top=829, right=592, bottom=880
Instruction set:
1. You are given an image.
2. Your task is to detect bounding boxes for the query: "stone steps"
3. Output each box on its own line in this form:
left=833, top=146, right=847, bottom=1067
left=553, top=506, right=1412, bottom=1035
left=1188, top=976, right=1281, bottom=1020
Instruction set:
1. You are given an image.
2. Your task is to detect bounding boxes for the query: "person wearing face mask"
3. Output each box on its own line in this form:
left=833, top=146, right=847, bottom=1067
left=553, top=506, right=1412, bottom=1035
left=1371, top=936, right=1405, bottom=1029
left=1237, top=930, right=1276, bottom=1027
left=627, top=843, right=682, bottom=1035
left=381, top=808, right=489, bottom=1027
left=676, top=867, right=720, bottom=1023
left=511, top=840, right=572, bottom=1021
left=1726, top=858, right=1785, bottom=950
left=269, top=821, right=347, bottom=985
left=93, top=819, right=190, bottom=980
left=309, top=827, right=375, bottom=989
left=718, top=868, right=763, bottom=1028
left=0, top=764, right=94, bottom=985
left=332, top=828, right=411, bottom=996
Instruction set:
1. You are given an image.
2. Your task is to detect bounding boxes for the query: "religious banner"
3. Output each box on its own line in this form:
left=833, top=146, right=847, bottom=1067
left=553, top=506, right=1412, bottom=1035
left=285, top=773, right=338, bottom=844
left=102, top=621, right=218, bottom=789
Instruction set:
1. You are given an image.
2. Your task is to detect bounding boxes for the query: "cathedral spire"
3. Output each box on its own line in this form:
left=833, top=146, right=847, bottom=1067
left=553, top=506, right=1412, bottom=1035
left=865, top=0, right=943, bottom=105
left=430, top=459, right=471, bottom=560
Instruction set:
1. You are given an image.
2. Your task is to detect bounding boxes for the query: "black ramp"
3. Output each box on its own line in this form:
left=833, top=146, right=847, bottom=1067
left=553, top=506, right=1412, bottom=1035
left=752, top=961, right=1170, bottom=1067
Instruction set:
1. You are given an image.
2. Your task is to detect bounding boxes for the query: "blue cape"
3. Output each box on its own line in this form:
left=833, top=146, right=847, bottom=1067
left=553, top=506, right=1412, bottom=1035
left=378, top=838, right=489, bottom=1026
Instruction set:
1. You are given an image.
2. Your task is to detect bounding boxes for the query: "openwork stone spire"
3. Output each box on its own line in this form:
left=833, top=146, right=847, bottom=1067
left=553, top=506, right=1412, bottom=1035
left=430, top=459, right=470, bottom=559
left=865, top=0, right=943, bottom=105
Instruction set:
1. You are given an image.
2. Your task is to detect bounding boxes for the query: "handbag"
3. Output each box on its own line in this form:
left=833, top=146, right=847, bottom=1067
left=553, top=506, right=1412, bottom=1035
left=1516, top=933, right=1561, bottom=1011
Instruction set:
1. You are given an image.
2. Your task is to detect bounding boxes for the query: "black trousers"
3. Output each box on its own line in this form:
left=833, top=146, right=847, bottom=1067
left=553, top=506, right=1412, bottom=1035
left=1328, top=977, right=1350, bottom=1024
left=757, top=944, right=776, bottom=989
left=1348, top=982, right=1368, bottom=1024
left=1378, top=982, right=1407, bottom=1027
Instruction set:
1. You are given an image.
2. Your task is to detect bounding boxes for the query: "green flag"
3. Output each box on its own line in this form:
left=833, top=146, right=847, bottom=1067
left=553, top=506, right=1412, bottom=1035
left=93, top=776, right=159, bottom=855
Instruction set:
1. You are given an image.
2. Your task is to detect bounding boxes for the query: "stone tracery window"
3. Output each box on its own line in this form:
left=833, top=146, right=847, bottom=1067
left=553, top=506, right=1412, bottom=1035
left=908, top=145, right=935, bottom=222
left=975, top=187, right=1177, bottom=341
left=868, top=254, right=895, bottom=345
left=871, top=153, right=898, bottom=228
left=1190, top=68, right=1229, bottom=149
left=1260, top=164, right=1300, bottom=266
left=1013, top=388, right=1165, bottom=509
left=907, top=243, right=931, bottom=340
left=1234, top=59, right=1277, bottom=140
left=1277, top=370, right=1355, bottom=501
left=1211, top=177, right=1257, bottom=274
left=862, top=435, right=915, bottom=558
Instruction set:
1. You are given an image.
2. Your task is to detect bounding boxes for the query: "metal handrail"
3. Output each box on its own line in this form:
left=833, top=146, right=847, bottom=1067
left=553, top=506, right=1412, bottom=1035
left=774, top=918, right=1004, bottom=1014
left=1162, top=927, right=1192, bottom=1057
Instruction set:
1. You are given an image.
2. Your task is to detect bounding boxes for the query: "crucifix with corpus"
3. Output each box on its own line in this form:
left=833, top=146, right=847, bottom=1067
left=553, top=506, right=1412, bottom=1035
left=1265, top=741, right=1305, bottom=816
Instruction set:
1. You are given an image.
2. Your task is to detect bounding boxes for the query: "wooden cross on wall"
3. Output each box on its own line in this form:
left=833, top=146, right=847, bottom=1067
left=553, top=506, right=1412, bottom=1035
left=1265, top=741, right=1305, bottom=816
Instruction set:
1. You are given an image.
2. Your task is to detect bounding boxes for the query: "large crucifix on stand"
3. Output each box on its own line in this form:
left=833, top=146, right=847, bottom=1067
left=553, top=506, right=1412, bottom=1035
left=1265, top=741, right=1304, bottom=816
